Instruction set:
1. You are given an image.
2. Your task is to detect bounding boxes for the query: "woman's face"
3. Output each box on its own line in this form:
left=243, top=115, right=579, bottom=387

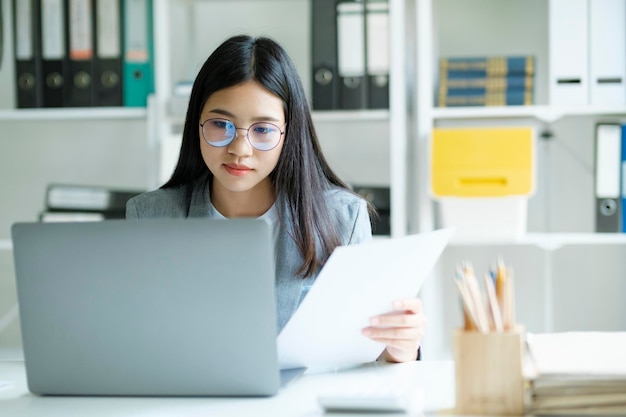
left=199, top=80, right=286, bottom=203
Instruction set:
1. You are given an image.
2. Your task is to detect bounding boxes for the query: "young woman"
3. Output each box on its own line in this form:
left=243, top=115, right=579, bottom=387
left=126, top=35, right=424, bottom=362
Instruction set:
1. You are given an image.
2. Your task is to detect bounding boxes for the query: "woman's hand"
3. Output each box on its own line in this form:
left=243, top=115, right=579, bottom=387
left=361, top=298, right=426, bottom=363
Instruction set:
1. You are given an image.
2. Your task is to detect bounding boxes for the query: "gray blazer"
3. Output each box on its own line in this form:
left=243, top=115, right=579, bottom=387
left=126, top=175, right=372, bottom=333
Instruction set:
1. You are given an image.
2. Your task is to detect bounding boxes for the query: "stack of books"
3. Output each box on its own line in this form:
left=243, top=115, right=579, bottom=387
left=526, top=332, right=626, bottom=415
left=436, top=55, right=535, bottom=107
left=39, top=184, right=144, bottom=222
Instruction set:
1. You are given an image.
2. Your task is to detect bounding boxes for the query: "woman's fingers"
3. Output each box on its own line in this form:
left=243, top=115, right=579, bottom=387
left=361, top=298, right=427, bottom=363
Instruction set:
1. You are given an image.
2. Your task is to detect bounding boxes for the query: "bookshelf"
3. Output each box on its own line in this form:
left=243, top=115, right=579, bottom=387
left=413, top=0, right=626, bottom=236
left=416, top=0, right=626, bottom=359
left=0, top=2, right=623, bottom=238
left=0, top=0, right=155, bottom=243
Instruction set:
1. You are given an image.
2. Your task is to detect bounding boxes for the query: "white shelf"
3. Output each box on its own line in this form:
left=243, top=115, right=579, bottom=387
left=448, top=233, right=626, bottom=251
left=0, top=240, right=12, bottom=251
left=165, top=107, right=390, bottom=125
left=0, top=108, right=147, bottom=122
left=432, top=105, right=626, bottom=123
left=312, top=110, right=390, bottom=123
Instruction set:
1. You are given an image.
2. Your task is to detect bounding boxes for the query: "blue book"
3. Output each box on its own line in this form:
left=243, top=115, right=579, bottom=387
left=437, top=90, right=533, bottom=107
left=440, top=86, right=532, bottom=97
left=440, top=75, right=534, bottom=91
left=439, top=56, right=535, bottom=76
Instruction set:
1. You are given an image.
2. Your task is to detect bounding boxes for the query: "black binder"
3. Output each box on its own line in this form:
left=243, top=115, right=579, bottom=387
left=336, top=0, right=367, bottom=109
left=93, top=0, right=122, bottom=106
left=64, top=0, right=94, bottom=107
left=12, top=0, right=43, bottom=108
left=40, top=0, right=67, bottom=107
left=353, top=185, right=390, bottom=235
left=365, top=0, right=390, bottom=109
left=311, top=0, right=338, bottom=110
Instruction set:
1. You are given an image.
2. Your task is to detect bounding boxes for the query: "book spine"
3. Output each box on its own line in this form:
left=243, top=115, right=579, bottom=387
left=438, top=91, right=533, bottom=107
left=440, top=74, right=534, bottom=89
left=439, top=84, right=533, bottom=97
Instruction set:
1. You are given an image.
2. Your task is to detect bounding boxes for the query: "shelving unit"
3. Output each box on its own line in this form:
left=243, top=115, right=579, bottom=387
left=414, top=0, right=626, bottom=358
left=0, top=0, right=155, bottom=247
left=412, top=0, right=626, bottom=237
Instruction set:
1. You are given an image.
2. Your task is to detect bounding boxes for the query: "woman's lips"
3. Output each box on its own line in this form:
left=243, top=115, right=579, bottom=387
left=224, top=164, right=252, bottom=176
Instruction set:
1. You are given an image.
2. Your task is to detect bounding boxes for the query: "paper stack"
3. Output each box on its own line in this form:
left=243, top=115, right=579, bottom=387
left=526, top=332, right=626, bottom=415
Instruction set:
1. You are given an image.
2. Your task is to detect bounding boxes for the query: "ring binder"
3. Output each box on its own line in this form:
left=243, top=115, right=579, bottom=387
left=595, top=123, right=622, bottom=233
left=94, top=0, right=122, bottom=106
left=41, top=0, right=67, bottom=107
left=336, top=0, right=367, bottom=109
left=311, top=0, right=338, bottom=110
left=12, top=0, right=43, bottom=108
left=122, top=0, right=154, bottom=107
left=588, top=0, right=626, bottom=106
left=66, top=0, right=95, bottom=107
left=548, top=0, right=589, bottom=106
left=365, top=0, right=389, bottom=109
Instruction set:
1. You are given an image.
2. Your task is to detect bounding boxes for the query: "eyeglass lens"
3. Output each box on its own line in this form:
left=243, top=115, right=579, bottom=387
left=201, top=118, right=282, bottom=151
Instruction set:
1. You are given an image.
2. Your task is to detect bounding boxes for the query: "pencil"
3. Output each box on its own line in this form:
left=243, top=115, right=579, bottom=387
left=483, top=272, right=503, bottom=332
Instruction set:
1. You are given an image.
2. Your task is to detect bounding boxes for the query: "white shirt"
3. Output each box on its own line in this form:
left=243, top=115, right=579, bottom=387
left=209, top=202, right=280, bottom=251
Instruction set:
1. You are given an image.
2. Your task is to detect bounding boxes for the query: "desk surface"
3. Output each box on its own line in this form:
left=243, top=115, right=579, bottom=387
left=0, top=360, right=456, bottom=417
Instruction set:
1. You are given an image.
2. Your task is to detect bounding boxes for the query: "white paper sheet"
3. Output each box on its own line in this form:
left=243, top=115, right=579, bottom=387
left=277, top=228, right=454, bottom=370
left=526, top=332, right=626, bottom=378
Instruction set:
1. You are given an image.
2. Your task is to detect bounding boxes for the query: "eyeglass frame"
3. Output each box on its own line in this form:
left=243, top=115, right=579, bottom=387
left=199, top=118, right=286, bottom=151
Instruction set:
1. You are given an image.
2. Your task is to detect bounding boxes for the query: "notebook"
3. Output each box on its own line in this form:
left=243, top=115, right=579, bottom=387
left=11, top=218, right=286, bottom=396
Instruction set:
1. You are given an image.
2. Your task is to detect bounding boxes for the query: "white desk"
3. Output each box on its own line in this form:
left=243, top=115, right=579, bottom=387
left=0, top=360, right=456, bottom=416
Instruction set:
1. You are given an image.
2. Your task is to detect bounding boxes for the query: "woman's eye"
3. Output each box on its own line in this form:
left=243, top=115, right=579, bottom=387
left=254, top=124, right=274, bottom=135
left=212, top=120, right=229, bottom=129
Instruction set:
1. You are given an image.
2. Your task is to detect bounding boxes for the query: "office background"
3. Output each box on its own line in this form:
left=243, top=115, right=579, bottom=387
left=1, top=0, right=625, bottom=359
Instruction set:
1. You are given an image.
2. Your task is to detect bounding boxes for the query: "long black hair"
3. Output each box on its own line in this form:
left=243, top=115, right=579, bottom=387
left=163, top=35, right=372, bottom=277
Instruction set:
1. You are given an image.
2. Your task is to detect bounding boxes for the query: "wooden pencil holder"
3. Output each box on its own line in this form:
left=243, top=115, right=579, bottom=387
left=453, top=326, right=527, bottom=416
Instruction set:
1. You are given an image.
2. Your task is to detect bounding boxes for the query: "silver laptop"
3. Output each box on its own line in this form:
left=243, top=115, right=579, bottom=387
left=11, top=218, right=285, bottom=396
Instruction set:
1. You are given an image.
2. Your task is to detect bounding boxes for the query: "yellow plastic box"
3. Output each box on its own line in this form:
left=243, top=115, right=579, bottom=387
left=430, top=127, right=535, bottom=238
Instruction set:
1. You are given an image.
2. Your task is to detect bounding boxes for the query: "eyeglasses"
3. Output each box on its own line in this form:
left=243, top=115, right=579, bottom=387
left=200, top=118, right=285, bottom=151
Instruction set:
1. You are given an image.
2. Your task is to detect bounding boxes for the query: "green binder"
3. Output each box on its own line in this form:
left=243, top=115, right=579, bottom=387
left=122, top=0, right=154, bottom=107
